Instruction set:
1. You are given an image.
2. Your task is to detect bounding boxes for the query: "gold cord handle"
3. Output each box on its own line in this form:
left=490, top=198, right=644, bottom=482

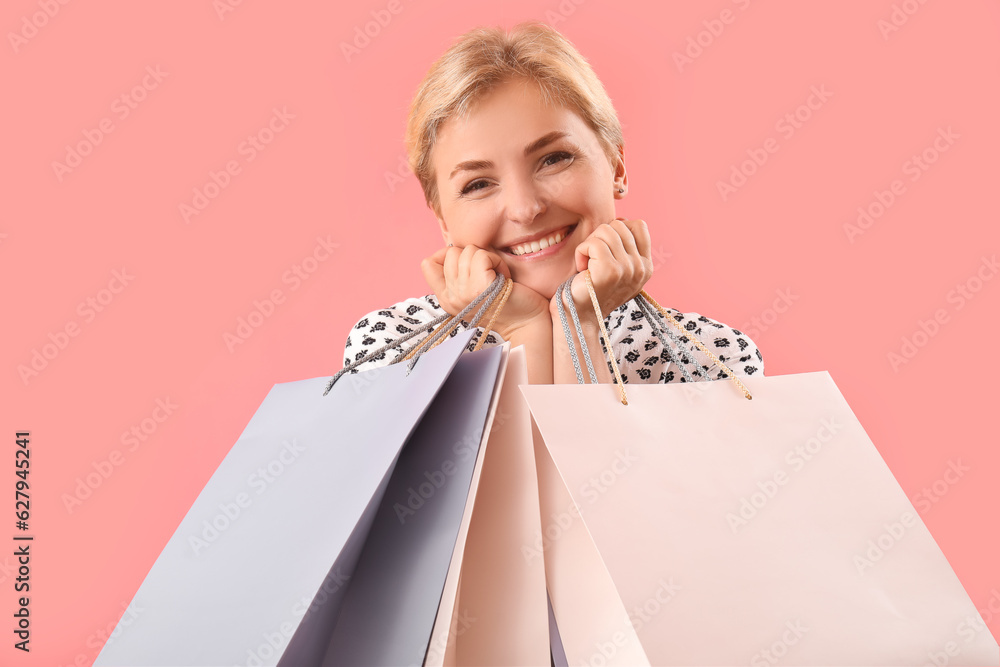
left=403, top=277, right=513, bottom=360
left=473, top=277, right=513, bottom=352
left=639, top=289, right=753, bottom=400
left=400, top=313, right=457, bottom=362
left=584, top=271, right=628, bottom=405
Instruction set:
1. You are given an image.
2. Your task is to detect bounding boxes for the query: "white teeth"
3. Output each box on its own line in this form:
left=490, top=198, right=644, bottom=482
left=509, top=229, right=567, bottom=256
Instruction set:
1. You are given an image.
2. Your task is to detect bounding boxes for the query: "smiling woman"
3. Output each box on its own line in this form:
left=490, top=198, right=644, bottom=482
left=343, top=21, right=764, bottom=387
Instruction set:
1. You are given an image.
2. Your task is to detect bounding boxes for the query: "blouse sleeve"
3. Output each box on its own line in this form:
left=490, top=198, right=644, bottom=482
left=341, top=295, right=507, bottom=374
left=666, top=310, right=765, bottom=380
left=599, top=303, right=764, bottom=385
left=342, top=298, right=440, bottom=374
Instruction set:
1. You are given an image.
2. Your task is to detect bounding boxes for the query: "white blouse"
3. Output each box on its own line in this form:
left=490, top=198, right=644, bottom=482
left=343, top=294, right=764, bottom=384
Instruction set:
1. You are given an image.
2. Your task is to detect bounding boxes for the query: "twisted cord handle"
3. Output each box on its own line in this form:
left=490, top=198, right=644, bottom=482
left=637, top=290, right=753, bottom=400
left=323, top=275, right=507, bottom=395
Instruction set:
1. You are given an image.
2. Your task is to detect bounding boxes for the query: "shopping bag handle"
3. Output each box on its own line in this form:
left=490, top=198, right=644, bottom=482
left=554, top=271, right=753, bottom=404
left=636, top=289, right=752, bottom=401
left=323, top=275, right=512, bottom=395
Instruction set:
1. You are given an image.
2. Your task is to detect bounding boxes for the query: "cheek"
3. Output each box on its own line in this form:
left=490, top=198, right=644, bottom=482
left=450, top=210, right=501, bottom=246
left=555, top=174, right=613, bottom=215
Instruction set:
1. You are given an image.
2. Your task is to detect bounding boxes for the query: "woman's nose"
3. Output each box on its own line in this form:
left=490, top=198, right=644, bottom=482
left=502, top=177, right=546, bottom=225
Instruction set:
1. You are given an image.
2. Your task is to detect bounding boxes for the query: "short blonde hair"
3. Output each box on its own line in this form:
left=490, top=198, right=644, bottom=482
left=405, top=21, right=624, bottom=216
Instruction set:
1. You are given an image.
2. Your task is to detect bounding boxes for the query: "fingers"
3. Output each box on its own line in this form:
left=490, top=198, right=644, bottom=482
left=575, top=233, right=616, bottom=273
left=624, top=218, right=652, bottom=262
left=607, top=218, right=653, bottom=281
left=608, top=219, right=638, bottom=259
left=426, top=243, right=510, bottom=314
left=470, top=247, right=508, bottom=282
left=577, top=222, right=632, bottom=272
left=443, top=246, right=461, bottom=292
left=421, top=254, right=446, bottom=297
left=457, top=245, right=476, bottom=283
left=595, top=222, right=630, bottom=263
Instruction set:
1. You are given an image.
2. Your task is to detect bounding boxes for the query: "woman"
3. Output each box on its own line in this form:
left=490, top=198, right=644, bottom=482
left=343, top=22, right=763, bottom=386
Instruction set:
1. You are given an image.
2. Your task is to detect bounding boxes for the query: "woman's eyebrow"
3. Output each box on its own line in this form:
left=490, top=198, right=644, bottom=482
left=523, top=130, right=570, bottom=157
left=448, top=131, right=571, bottom=180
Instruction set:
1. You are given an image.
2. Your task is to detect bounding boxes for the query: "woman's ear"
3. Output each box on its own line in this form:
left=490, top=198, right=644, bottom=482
left=613, top=145, right=628, bottom=197
left=434, top=206, right=451, bottom=246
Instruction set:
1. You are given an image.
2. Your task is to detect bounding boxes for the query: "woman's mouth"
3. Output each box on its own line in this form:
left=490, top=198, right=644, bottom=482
left=502, top=224, right=577, bottom=260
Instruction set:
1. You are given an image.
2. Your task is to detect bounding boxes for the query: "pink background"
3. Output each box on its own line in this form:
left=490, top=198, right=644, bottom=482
left=2, top=0, right=998, bottom=663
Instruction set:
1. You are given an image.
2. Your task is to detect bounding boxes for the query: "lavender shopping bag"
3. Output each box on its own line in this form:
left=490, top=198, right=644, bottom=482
left=95, top=329, right=505, bottom=666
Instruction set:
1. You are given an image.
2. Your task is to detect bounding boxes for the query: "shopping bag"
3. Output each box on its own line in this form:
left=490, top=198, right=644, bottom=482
left=532, top=412, right=650, bottom=666
left=95, top=328, right=505, bottom=666
left=522, top=275, right=1000, bottom=665
left=320, top=340, right=504, bottom=666
left=423, top=345, right=550, bottom=666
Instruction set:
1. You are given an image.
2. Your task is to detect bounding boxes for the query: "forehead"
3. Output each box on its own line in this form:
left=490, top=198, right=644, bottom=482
left=433, top=78, right=596, bottom=159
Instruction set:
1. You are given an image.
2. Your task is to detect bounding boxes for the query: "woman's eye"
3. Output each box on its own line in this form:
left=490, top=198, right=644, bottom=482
left=461, top=180, right=489, bottom=195
left=542, top=151, right=573, bottom=167
left=459, top=152, right=574, bottom=196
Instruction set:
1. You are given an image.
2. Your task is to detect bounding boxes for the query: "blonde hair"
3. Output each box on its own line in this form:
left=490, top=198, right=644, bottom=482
left=405, top=21, right=624, bottom=216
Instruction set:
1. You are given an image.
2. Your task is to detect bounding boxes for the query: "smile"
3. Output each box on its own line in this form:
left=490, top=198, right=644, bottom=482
left=503, top=224, right=576, bottom=258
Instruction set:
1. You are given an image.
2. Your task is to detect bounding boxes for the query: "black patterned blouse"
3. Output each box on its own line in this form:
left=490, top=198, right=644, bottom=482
left=343, top=294, right=764, bottom=384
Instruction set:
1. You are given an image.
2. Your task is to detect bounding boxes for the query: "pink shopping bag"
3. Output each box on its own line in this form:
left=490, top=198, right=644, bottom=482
left=521, top=278, right=999, bottom=665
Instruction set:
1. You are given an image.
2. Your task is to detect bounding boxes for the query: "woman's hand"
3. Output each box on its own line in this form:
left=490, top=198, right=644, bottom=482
left=421, top=244, right=550, bottom=340
left=563, top=217, right=654, bottom=319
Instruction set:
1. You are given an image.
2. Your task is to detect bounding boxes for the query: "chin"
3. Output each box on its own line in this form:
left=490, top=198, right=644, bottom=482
left=536, top=284, right=558, bottom=300
left=513, top=266, right=574, bottom=302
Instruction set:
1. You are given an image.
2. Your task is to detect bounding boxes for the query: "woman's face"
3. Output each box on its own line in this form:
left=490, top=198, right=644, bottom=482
left=430, top=77, right=626, bottom=299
